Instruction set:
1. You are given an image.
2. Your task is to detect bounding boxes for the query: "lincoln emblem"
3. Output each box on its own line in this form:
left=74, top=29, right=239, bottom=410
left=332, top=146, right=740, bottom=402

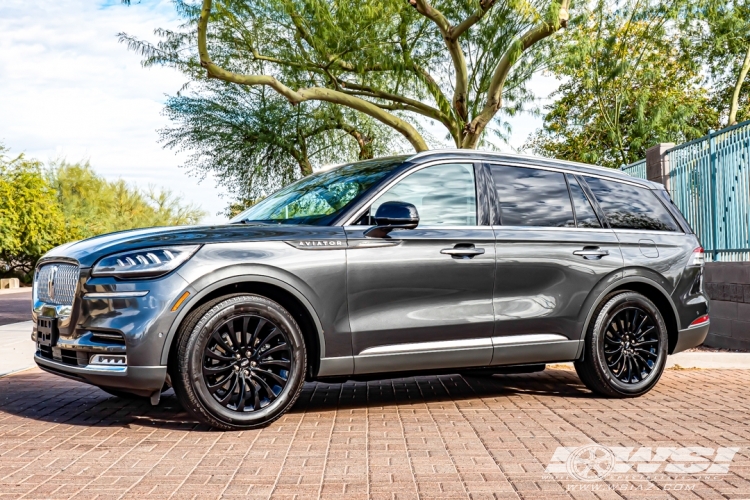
left=47, top=265, right=58, bottom=301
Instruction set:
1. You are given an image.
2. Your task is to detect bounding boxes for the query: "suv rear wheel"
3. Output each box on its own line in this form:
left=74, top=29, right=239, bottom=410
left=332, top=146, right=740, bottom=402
left=575, top=291, right=668, bottom=397
left=171, top=294, right=306, bottom=430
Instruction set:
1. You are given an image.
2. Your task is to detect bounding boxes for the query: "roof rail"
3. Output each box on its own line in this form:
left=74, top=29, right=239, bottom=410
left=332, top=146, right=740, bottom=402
left=407, top=149, right=616, bottom=174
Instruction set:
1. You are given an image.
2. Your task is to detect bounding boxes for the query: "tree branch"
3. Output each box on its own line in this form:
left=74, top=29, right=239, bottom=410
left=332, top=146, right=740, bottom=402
left=729, top=44, right=750, bottom=126
left=452, top=0, right=498, bottom=40
left=198, top=0, right=428, bottom=152
left=462, top=0, right=570, bottom=148
left=409, top=0, right=470, bottom=123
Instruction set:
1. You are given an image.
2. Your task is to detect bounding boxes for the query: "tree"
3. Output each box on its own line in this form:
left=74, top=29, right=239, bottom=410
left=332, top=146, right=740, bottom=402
left=526, top=0, right=718, bottom=168
left=686, top=0, right=750, bottom=125
left=0, top=147, right=67, bottom=275
left=121, top=0, right=572, bottom=154
left=159, top=81, right=400, bottom=206
left=48, top=161, right=206, bottom=239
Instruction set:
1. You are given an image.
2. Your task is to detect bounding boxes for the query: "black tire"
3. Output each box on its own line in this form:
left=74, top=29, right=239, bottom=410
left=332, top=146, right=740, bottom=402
left=575, top=291, right=668, bottom=398
left=171, top=294, right=306, bottom=430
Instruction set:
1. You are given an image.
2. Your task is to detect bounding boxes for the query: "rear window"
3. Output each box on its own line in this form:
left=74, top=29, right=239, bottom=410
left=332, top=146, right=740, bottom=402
left=491, top=165, right=575, bottom=227
left=583, top=176, right=680, bottom=232
left=653, top=189, right=693, bottom=234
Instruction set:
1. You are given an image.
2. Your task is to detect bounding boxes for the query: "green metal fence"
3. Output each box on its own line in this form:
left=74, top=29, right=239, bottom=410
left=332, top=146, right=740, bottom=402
left=621, top=158, right=646, bottom=179
left=621, top=119, right=750, bottom=261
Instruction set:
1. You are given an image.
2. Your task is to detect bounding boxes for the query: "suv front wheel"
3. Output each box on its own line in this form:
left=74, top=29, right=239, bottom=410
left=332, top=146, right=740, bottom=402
left=575, top=291, right=668, bottom=397
left=171, top=294, right=307, bottom=430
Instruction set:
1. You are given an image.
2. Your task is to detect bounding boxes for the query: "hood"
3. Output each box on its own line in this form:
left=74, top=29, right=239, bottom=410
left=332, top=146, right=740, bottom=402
left=40, top=224, right=346, bottom=268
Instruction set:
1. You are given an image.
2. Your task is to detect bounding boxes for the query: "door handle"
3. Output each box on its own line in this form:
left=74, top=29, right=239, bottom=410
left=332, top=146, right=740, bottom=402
left=441, top=245, right=485, bottom=258
left=573, top=247, right=609, bottom=259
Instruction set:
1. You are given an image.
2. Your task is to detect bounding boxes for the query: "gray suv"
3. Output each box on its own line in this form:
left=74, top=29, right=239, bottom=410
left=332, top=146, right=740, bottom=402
left=32, top=151, right=709, bottom=430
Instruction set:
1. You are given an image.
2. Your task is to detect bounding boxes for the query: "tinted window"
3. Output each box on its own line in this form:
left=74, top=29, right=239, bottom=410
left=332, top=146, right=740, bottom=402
left=491, top=165, right=575, bottom=227
left=231, top=156, right=409, bottom=225
left=584, top=176, right=680, bottom=231
left=654, top=189, right=693, bottom=233
left=567, top=174, right=601, bottom=228
left=371, top=163, right=477, bottom=226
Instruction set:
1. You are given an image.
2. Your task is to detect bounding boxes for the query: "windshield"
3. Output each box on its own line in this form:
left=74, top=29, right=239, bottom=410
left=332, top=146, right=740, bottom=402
left=229, top=156, right=409, bottom=225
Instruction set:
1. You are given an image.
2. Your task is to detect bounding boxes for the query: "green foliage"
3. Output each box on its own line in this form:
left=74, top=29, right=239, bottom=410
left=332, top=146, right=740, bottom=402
left=160, top=82, right=397, bottom=206
left=0, top=147, right=67, bottom=275
left=684, top=0, right=750, bottom=125
left=120, top=0, right=572, bottom=199
left=526, top=0, right=719, bottom=168
left=0, top=145, right=206, bottom=278
left=48, top=160, right=206, bottom=240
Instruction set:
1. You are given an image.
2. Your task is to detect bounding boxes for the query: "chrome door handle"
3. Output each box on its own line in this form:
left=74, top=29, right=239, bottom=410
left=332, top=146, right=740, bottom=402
left=573, top=247, right=609, bottom=259
left=441, top=246, right=485, bottom=258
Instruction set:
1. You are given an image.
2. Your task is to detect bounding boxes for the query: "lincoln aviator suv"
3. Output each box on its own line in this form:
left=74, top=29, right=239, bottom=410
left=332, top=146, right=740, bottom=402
left=31, top=151, right=709, bottom=430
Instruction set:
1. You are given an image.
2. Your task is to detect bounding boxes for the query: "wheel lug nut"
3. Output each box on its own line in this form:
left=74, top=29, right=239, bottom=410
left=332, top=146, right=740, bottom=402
left=235, top=354, right=240, bottom=359
left=250, top=361, right=257, bottom=367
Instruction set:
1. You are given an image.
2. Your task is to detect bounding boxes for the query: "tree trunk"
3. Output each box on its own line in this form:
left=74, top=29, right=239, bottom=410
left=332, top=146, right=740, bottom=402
left=729, top=44, right=750, bottom=126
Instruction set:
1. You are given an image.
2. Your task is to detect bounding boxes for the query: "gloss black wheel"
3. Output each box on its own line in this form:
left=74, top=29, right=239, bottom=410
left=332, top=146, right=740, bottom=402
left=202, top=315, right=291, bottom=412
left=603, top=307, right=660, bottom=384
left=172, top=294, right=306, bottom=430
left=575, top=291, right=668, bottom=397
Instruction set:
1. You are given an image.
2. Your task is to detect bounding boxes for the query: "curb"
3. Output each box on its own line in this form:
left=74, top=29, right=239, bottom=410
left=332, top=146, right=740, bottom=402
left=0, top=287, right=32, bottom=296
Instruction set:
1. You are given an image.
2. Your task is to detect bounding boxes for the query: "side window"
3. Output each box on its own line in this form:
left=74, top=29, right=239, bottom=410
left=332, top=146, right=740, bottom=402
left=567, top=174, right=602, bottom=228
left=491, top=165, right=575, bottom=227
left=584, top=176, right=680, bottom=231
left=370, top=163, right=477, bottom=226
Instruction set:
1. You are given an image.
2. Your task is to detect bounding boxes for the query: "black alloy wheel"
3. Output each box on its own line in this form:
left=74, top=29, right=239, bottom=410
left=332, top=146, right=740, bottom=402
left=575, top=291, right=668, bottom=397
left=202, top=314, right=291, bottom=412
left=602, top=307, right=660, bottom=384
left=172, top=294, right=306, bottom=430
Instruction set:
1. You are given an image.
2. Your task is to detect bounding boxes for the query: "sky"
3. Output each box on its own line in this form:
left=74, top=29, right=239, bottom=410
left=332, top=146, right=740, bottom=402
left=0, top=0, right=557, bottom=225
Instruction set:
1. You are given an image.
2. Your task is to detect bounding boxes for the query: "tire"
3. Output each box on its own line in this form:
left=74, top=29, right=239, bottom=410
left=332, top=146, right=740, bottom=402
left=171, top=294, right=307, bottom=430
left=574, top=291, right=668, bottom=398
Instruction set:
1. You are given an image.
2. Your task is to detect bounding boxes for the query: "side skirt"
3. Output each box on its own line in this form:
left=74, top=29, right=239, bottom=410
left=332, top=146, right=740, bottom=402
left=317, top=334, right=582, bottom=377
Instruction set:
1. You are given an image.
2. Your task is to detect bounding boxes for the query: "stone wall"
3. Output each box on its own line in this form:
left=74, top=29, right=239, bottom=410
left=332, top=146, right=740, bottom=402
left=704, top=262, right=750, bottom=350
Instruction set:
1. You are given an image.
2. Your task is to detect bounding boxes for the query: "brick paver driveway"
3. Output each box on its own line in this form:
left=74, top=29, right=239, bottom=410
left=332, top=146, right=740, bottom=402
left=1, top=368, right=749, bottom=500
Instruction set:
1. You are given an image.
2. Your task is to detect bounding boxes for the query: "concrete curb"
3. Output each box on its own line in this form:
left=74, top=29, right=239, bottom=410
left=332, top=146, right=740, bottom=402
left=0, top=321, right=35, bottom=377
left=530, top=352, right=750, bottom=371
left=0, top=287, right=32, bottom=296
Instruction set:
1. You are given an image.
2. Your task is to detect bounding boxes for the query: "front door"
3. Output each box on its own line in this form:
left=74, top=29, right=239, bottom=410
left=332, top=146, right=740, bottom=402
left=488, top=164, right=624, bottom=365
left=345, top=162, right=496, bottom=374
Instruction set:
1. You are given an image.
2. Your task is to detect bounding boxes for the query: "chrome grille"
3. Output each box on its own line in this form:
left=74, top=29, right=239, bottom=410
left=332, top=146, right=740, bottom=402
left=36, top=264, right=80, bottom=305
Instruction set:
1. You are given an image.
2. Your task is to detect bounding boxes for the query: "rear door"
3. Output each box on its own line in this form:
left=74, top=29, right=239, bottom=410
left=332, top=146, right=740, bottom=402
left=488, top=164, right=624, bottom=365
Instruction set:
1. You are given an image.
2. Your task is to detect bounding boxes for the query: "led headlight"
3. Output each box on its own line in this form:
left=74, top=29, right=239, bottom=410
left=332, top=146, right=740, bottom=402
left=92, top=245, right=200, bottom=279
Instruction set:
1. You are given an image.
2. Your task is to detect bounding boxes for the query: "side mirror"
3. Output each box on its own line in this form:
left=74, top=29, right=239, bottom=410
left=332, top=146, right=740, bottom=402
left=364, top=201, right=420, bottom=238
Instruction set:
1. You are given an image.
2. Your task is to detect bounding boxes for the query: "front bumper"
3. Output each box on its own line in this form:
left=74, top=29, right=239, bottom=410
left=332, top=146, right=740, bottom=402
left=672, top=322, right=710, bottom=354
left=34, top=354, right=166, bottom=396
left=31, top=258, right=193, bottom=395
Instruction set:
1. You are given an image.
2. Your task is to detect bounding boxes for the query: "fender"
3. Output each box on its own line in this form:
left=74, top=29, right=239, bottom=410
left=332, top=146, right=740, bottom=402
left=576, top=272, right=681, bottom=359
left=160, top=271, right=326, bottom=365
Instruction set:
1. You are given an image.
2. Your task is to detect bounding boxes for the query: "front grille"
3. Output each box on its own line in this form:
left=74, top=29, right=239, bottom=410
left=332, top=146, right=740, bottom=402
left=36, top=264, right=80, bottom=305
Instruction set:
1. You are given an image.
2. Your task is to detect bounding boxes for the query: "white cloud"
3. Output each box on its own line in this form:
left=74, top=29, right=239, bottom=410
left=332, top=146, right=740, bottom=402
left=0, top=0, right=228, bottom=224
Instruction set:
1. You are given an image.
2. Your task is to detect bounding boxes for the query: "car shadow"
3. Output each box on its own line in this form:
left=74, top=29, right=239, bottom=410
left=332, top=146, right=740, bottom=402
left=0, top=368, right=593, bottom=430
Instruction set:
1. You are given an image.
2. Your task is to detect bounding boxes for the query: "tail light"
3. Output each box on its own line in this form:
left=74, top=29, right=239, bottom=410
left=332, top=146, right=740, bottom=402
left=689, top=314, right=709, bottom=327
left=688, top=247, right=705, bottom=267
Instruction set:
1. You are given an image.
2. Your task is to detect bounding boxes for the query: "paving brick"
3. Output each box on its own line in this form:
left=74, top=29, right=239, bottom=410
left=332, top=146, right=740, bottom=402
left=0, top=368, right=749, bottom=499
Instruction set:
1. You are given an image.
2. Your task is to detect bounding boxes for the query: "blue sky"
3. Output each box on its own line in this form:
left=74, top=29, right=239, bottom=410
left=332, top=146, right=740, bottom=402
left=0, top=0, right=556, bottom=225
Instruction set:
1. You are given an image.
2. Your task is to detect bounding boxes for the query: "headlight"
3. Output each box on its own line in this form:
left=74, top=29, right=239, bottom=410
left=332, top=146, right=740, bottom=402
left=92, top=245, right=200, bottom=279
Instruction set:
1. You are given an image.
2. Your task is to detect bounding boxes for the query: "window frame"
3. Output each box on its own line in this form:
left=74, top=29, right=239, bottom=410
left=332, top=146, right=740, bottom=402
left=342, top=160, right=486, bottom=228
